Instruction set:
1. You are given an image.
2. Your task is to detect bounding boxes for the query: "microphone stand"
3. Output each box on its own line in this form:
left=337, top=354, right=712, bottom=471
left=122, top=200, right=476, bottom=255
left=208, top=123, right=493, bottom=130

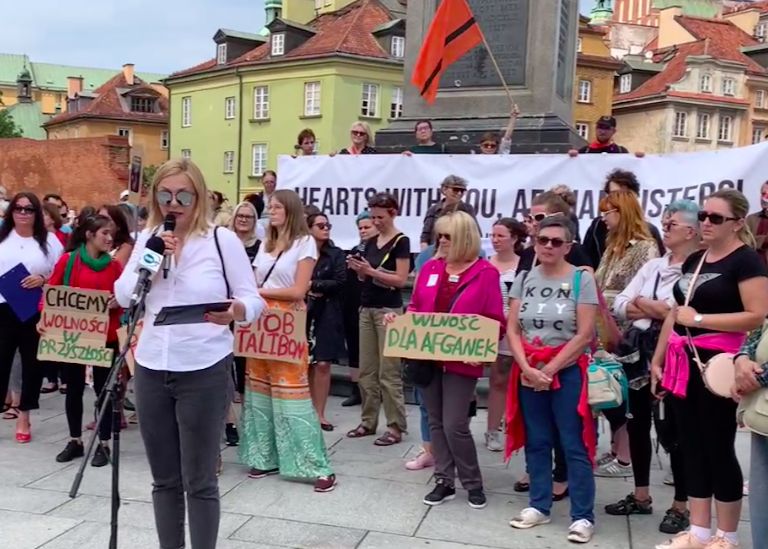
left=68, top=283, right=150, bottom=549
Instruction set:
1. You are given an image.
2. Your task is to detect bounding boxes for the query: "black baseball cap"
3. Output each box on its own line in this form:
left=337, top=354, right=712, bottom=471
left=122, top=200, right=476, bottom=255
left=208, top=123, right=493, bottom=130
left=596, top=116, right=616, bottom=129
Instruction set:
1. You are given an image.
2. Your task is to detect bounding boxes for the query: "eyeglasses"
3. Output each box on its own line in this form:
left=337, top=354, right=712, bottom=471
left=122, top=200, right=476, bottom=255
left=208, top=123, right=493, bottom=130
left=697, top=211, right=739, bottom=225
left=600, top=209, right=618, bottom=219
left=662, top=221, right=692, bottom=232
left=235, top=214, right=255, bottom=221
left=12, top=206, right=36, bottom=215
left=481, top=142, right=498, bottom=150
left=351, top=130, right=367, bottom=137
left=535, top=236, right=566, bottom=248
left=313, top=222, right=332, bottom=230
left=156, top=190, right=196, bottom=207
left=437, top=233, right=451, bottom=241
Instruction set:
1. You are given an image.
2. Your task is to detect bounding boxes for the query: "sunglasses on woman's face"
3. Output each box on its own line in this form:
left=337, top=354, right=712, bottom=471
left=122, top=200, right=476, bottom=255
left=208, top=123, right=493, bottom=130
left=12, top=206, right=36, bottom=215
left=156, top=190, right=196, bottom=207
left=697, top=211, right=738, bottom=225
left=481, top=142, right=498, bottom=150
left=235, top=214, right=255, bottom=221
left=437, top=233, right=451, bottom=241
left=351, top=130, right=367, bottom=137
left=536, top=236, right=566, bottom=248
left=313, top=222, right=332, bottom=230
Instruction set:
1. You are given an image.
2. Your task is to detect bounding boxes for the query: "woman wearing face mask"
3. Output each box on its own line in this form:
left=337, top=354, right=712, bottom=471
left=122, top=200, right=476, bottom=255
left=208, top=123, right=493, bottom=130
left=0, top=192, right=64, bottom=442
left=485, top=218, right=526, bottom=452
left=40, top=215, right=123, bottom=467
left=507, top=217, right=598, bottom=544
left=306, top=213, right=346, bottom=431
left=241, top=190, right=335, bottom=493
left=338, top=122, right=376, bottom=155
left=346, top=193, right=410, bottom=446
left=341, top=212, right=379, bottom=407
left=607, top=200, right=701, bottom=534
left=114, top=159, right=264, bottom=549
left=652, top=190, right=768, bottom=549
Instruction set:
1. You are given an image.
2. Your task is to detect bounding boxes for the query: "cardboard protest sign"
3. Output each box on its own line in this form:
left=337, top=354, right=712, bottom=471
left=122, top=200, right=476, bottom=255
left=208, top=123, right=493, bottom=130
left=37, top=286, right=114, bottom=367
left=234, top=308, right=307, bottom=364
left=116, top=319, right=144, bottom=375
left=384, top=313, right=500, bottom=363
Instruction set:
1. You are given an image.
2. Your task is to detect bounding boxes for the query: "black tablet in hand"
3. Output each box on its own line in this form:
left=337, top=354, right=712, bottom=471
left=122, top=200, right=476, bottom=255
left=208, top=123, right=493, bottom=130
left=153, top=302, right=231, bottom=326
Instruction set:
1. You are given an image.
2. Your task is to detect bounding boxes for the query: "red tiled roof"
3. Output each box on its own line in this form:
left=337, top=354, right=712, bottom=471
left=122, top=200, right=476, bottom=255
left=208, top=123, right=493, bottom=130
left=616, top=16, right=766, bottom=104
left=667, top=91, right=750, bottom=105
left=44, top=71, right=168, bottom=127
left=170, top=0, right=397, bottom=79
left=726, top=0, right=768, bottom=14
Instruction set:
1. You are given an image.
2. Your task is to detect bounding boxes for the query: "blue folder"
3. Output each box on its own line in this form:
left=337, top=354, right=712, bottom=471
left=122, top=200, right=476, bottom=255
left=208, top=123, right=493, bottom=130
left=0, top=263, right=42, bottom=322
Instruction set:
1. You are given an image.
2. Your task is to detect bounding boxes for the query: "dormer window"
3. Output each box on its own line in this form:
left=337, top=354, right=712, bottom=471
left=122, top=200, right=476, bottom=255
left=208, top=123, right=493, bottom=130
left=391, top=36, right=405, bottom=58
left=131, top=96, right=156, bottom=113
left=217, top=43, right=227, bottom=64
left=271, top=33, right=285, bottom=56
left=619, top=74, right=631, bottom=94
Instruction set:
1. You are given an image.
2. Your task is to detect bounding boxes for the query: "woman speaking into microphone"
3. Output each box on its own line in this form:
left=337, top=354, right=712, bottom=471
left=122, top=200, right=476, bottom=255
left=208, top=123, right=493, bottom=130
left=115, top=159, right=264, bottom=549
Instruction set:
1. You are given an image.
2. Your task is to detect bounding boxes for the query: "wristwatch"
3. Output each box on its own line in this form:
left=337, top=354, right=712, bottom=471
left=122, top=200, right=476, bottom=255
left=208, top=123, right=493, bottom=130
left=693, top=314, right=703, bottom=325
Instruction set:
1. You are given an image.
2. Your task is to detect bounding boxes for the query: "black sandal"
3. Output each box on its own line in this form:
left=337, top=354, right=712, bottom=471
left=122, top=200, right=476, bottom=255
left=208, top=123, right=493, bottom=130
left=513, top=480, right=530, bottom=493
left=320, top=422, right=334, bottom=432
left=605, top=493, right=653, bottom=516
left=346, top=424, right=375, bottom=438
left=374, top=430, right=402, bottom=446
left=659, top=508, right=690, bottom=535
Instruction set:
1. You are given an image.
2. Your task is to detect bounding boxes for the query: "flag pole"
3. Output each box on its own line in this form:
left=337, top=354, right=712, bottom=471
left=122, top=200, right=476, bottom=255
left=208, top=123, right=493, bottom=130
left=478, top=31, right=517, bottom=109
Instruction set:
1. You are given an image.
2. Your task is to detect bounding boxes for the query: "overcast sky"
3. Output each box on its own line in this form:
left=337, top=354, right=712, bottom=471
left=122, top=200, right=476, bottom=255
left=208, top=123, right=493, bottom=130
left=1, top=0, right=597, bottom=75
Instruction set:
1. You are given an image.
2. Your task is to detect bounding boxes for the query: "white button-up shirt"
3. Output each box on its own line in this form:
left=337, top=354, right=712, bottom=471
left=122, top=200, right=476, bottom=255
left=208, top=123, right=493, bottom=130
left=115, top=226, right=264, bottom=372
left=613, top=253, right=681, bottom=331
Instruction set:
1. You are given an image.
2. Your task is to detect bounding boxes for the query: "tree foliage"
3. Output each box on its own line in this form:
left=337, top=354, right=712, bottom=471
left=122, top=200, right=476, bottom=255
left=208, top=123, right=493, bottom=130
left=0, top=110, right=23, bottom=138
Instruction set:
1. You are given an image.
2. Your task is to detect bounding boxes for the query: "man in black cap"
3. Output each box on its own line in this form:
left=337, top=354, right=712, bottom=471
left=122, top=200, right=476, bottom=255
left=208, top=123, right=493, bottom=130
left=569, top=115, right=631, bottom=155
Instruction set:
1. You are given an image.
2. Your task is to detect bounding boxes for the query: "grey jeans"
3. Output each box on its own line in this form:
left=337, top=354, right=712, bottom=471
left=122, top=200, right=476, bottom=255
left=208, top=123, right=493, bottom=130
left=135, top=355, right=232, bottom=549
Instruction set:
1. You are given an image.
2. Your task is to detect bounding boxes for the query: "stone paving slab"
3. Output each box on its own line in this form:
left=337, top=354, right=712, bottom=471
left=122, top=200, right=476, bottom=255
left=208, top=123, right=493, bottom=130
left=229, top=516, right=367, bottom=548
left=0, top=509, right=81, bottom=549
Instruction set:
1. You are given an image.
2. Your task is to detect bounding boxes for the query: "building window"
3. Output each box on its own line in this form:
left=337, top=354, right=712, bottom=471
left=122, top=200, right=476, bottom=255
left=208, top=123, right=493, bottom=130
left=753, top=127, right=765, bottom=144
left=696, top=113, right=711, bottom=139
left=391, top=36, right=405, bottom=58
left=390, top=86, right=403, bottom=119
left=757, top=90, right=766, bottom=109
left=361, top=83, right=379, bottom=117
left=225, top=96, right=236, bottom=120
left=217, top=43, right=227, bottom=64
left=575, top=122, right=589, bottom=140
left=722, top=78, right=736, bottom=96
left=130, top=96, right=156, bottom=113
left=304, top=82, right=321, bottom=116
left=223, top=151, right=235, bottom=173
left=718, top=115, right=733, bottom=142
left=271, top=33, right=285, bottom=56
left=577, top=37, right=583, bottom=53
left=181, top=96, right=191, bottom=127
left=251, top=144, right=268, bottom=176
left=673, top=111, right=688, bottom=138
left=181, top=149, right=191, bottom=159
left=619, top=74, right=632, bottom=94
left=160, top=130, right=169, bottom=150
left=253, top=86, right=269, bottom=119
left=577, top=80, right=591, bottom=103
left=117, top=127, right=133, bottom=145
left=757, top=22, right=767, bottom=42
left=700, top=74, right=712, bottom=93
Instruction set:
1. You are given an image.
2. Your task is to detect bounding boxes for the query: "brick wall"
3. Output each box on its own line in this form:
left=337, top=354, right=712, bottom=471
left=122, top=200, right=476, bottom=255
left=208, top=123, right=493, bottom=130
left=0, top=135, right=129, bottom=210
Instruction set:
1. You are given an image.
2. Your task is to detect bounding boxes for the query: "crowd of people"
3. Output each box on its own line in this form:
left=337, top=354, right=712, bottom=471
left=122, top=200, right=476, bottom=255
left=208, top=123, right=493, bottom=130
left=0, top=114, right=767, bottom=549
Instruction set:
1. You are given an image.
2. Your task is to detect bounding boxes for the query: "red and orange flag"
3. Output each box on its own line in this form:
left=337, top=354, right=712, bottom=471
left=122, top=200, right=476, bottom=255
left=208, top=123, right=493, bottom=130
left=411, top=0, right=484, bottom=103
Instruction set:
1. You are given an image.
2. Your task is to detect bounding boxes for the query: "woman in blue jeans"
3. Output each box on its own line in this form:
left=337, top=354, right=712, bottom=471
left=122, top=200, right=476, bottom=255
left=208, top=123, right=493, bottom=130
left=506, top=217, right=598, bottom=544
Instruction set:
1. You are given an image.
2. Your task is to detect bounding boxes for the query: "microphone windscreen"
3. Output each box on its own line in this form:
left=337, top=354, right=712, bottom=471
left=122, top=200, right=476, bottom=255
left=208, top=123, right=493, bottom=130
left=146, top=235, right=166, bottom=255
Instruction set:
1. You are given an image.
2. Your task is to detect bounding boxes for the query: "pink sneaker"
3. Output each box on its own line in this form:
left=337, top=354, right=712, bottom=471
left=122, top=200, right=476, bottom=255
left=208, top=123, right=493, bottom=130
left=405, top=450, right=435, bottom=471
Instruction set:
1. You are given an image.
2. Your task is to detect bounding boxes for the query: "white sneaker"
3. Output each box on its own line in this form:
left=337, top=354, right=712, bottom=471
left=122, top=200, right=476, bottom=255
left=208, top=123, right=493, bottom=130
left=595, top=458, right=633, bottom=478
left=567, top=519, right=594, bottom=544
left=509, top=507, right=551, bottom=529
left=596, top=452, right=615, bottom=466
left=663, top=472, right=675, bottom=486
left=485, top=431, right=503, bottom=452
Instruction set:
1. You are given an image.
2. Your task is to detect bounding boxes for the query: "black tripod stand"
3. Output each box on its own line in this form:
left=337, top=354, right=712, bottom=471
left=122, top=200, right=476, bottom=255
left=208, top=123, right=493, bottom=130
left=68, top=297, right=145, bottom=549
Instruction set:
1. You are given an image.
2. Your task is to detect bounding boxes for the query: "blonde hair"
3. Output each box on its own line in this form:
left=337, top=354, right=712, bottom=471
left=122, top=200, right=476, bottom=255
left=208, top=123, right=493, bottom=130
left=264, top=189, right=309, bottom=253
left=434, top=211, right=480, bottom=263
left=708, top=189, right=756, bottom=248
left=147, top=158, right=211, bottom=235
left=228, top=201, right=259, bottom=248
left=600, top=191, right=652, bottom=261
left=350, top=121, right=375, bottom=147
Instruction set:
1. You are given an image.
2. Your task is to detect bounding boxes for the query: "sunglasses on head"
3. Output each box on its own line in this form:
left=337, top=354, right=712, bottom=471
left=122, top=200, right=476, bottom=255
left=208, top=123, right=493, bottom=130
left=156, top=190, right=196, bottom=207
left=697, top=211, right=738, bottom=225
left=536, top=236, right=566, bottom=248
left=313, top=222, right=332, bottom=230
left=12, top=206, right=36, bottom=215
left=437, top=233, right=451, bottom=241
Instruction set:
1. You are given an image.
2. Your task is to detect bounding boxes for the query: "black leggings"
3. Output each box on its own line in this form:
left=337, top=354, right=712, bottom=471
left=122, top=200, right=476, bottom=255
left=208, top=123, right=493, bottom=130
left=0, top=304, right=43, bottom=412
left=233, top=356, right=246, bottom=395
left=674, top=351, right=742, bottom=502
left=62, top=362, right=112, bottom=441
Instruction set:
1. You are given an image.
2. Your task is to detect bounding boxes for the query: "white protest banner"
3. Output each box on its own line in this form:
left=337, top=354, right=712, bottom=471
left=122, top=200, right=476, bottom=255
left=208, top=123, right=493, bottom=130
left=278, top=142, right=768, bottom=251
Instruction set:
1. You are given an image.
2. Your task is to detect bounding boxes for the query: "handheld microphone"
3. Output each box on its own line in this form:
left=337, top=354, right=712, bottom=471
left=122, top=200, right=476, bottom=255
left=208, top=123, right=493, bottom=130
left=130, top=236, right=165, bottom=306
left=162, top=214, right=176, bottom=279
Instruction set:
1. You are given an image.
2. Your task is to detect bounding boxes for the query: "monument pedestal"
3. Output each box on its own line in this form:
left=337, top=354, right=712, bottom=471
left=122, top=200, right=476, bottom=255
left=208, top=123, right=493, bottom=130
left=376, top=0, right=585, bottom=153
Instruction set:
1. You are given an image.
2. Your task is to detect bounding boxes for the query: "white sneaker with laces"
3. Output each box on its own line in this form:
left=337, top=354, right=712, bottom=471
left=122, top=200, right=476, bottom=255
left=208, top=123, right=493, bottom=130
left=567, top=519, right=594, bottom=544
left=595, top=458, right=633, bottom=478
left=509, top=507, right=551, bottom=529
left=485, top=431, right=503, bottom=452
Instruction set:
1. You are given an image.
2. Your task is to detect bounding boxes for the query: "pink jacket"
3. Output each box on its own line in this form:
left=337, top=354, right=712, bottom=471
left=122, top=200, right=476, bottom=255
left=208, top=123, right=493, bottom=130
left=407, top=258, right=506, bottom=378
left=663, top=331, right=744, bottom=397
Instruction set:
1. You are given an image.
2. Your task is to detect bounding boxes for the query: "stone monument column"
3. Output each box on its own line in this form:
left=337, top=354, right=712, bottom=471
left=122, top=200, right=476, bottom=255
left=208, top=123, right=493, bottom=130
left=376, top=0, right=585, bottom=153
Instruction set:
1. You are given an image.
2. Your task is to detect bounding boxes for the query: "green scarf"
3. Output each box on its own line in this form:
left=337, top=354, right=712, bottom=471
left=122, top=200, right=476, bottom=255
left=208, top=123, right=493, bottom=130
left=63, top=244, right=112, bottom=286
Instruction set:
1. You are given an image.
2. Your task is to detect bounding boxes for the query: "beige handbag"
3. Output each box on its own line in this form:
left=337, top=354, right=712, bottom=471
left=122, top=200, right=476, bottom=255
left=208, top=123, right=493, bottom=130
left=684, top=253, right=736, bottom=398
left=737, top=321, right=768, bottom=436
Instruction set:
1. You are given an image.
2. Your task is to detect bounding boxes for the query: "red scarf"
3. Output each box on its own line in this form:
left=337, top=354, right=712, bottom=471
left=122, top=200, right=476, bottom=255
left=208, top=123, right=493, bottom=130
left=504, top=339, right=596, bottom=466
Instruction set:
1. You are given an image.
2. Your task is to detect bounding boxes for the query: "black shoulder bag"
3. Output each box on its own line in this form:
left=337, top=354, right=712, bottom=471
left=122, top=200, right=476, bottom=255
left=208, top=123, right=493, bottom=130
left=402, top=281, right=469, bottom=387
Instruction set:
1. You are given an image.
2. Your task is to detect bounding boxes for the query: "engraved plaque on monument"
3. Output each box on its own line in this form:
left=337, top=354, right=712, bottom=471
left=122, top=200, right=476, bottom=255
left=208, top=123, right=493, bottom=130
left=440, top=0, right=529, bottom=89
